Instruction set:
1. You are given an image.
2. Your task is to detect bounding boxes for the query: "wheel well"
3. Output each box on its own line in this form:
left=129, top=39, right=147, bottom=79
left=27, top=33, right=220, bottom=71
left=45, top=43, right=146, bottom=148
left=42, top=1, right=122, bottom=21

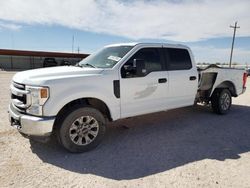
left=213, top=81, right=237, bottom=97
left=54, top=98, right=112, bottom=130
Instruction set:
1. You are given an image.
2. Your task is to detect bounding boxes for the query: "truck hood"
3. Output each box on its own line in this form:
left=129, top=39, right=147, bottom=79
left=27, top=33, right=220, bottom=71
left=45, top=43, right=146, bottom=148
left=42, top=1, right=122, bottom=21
left=12, top=66, right=104, bottom=85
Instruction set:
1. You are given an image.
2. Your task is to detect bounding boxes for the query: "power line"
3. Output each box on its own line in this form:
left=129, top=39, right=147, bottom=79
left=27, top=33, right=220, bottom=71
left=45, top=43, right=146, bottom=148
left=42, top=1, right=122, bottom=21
left=229, top=21, right=240, bottom=68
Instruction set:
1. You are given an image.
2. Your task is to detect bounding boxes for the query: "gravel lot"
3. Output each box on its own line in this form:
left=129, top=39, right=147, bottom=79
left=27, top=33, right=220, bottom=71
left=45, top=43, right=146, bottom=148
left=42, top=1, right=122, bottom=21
left=0, top=70, right=250, bottom=188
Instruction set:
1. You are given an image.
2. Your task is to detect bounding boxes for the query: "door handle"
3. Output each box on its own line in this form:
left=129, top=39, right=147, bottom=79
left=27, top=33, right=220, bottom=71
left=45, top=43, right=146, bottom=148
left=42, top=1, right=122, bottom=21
left=189, top=76, right=197, bottom=81
left=158, top=78, right=167, bottom=83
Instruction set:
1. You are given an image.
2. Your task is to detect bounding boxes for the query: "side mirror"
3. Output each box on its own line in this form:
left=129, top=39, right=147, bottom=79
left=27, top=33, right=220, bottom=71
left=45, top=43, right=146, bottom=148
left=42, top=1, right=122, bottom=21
left=133, top=59, right=146, bottom=77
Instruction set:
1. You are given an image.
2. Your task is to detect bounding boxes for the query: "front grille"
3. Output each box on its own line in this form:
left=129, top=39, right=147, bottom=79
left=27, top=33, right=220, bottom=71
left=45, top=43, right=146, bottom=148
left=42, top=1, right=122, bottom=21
left=11, top=94, right=27, bottom=104
left=11, top=82, right=28, bottom=113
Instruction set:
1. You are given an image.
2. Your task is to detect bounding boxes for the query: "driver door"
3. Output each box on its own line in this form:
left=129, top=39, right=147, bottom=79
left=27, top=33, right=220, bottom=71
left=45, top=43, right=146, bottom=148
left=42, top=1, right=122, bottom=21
left=120, top=47, right=169, bottom=118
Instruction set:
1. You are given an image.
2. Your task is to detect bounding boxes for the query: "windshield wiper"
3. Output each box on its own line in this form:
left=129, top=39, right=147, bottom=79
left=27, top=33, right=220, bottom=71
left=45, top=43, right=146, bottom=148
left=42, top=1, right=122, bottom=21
left=76, top=63, right=96, bottom=68
left=84, top=63, right=96, bottom=68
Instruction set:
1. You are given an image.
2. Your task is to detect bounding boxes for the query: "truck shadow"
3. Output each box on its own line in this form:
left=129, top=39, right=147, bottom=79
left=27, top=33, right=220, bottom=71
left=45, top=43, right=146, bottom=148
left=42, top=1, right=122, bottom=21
left=30, top=104, right=250, bottom=180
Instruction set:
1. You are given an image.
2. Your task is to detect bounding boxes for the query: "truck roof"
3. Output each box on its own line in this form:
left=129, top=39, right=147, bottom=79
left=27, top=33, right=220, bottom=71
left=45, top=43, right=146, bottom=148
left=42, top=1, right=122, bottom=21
left=105, top=42, right=189, bottom=49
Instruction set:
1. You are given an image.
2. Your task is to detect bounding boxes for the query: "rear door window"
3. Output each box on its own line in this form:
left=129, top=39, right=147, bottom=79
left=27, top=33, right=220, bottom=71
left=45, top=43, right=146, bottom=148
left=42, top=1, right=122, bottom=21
left=164, top=48, right=192, bottom=70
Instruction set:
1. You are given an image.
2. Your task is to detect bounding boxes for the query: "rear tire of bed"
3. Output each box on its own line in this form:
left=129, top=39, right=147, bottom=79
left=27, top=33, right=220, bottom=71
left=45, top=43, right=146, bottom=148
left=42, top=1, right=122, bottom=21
left=211, top=88, right=232, bottom=115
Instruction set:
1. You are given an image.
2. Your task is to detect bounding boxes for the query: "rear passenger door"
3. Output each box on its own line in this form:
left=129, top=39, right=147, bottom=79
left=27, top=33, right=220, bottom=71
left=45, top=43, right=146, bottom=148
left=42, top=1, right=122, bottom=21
left=163, top=47, right=198, bottom=108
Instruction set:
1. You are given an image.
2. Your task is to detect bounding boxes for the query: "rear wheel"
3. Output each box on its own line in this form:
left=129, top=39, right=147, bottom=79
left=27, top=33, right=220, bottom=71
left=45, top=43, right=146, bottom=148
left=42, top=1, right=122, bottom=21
left=57, top=106, right=106, bottom=153
left=211, top=89, right=232, bottom=114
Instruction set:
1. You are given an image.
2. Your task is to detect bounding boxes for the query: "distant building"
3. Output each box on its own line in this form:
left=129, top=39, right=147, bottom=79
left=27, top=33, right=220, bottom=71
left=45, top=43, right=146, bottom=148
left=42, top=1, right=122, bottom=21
left=0, top=49, right=89, bottom=70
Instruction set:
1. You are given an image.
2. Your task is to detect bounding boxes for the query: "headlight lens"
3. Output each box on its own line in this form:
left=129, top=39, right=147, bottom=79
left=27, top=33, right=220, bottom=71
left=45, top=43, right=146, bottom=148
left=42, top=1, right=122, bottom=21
left=26, top=86, right=49, bottom=116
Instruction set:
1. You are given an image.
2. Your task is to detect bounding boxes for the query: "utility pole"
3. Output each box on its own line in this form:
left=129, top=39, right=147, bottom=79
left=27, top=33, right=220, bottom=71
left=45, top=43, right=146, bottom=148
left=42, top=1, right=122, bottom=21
left=72, top=35, right=75, bottom=53
left=229, top=21, right=240, bottom=68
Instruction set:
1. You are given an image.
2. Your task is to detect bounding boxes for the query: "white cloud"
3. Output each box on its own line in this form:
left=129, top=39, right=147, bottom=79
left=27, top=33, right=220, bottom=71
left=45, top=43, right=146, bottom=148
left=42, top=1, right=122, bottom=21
left=0, top=0, right=249, bottom=41
left=0, top=21, right=21, bottom=30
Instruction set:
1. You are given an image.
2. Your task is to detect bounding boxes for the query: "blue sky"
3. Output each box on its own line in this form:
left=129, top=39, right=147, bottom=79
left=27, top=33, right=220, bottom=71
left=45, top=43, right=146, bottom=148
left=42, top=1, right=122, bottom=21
left=0, top=0, right=249, bottom=64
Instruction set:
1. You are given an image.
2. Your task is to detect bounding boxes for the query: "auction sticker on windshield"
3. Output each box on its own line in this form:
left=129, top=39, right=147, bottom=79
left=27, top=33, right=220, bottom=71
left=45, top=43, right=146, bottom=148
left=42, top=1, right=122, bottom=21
left=107, top=55, right=121, bottom=62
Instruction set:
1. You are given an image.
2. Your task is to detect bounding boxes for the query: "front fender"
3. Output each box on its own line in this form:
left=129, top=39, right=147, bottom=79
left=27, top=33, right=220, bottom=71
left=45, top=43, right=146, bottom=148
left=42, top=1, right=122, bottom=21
left=43, top=81, right=120, bottom=121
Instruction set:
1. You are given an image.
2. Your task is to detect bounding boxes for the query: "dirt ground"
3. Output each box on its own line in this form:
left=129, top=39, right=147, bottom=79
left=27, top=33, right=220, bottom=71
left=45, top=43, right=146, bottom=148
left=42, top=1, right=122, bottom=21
left=0, top=71, right=250, bottom=188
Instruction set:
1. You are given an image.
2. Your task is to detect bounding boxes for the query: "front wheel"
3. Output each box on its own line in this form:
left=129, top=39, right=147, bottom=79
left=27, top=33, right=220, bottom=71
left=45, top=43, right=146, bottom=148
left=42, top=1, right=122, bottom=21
left=211, top=89, right=232, bottom=114
left=57, top=106, right=106, bottom=153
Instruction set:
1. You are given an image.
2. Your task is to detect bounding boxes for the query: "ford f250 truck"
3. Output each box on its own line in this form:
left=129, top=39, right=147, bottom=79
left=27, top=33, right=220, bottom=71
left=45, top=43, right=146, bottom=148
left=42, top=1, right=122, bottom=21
left=8, top=43, right=248, bottom=152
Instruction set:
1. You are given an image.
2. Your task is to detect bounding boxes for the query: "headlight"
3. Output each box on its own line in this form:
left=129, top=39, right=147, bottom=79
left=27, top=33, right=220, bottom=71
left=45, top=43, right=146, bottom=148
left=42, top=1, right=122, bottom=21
left=26, top=86, right=49, bottom=116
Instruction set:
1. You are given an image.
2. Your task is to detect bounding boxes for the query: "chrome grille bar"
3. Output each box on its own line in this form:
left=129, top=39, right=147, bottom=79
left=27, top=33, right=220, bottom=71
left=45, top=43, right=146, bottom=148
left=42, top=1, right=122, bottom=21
left=10, top=84, right=29, bottom=96
left=12, top=99, right=30, bottom=108
left=13, top=82, right=25, bottom=90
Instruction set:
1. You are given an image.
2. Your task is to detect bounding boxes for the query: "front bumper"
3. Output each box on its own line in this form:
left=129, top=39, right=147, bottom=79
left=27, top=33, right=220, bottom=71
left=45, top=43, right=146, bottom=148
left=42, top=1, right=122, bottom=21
left=8, top=103, right=55, bottom=137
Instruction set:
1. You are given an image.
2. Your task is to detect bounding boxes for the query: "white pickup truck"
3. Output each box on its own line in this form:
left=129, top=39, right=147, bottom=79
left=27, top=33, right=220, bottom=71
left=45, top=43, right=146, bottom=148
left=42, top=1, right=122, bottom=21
left=8, top=43, right=247, bottom=152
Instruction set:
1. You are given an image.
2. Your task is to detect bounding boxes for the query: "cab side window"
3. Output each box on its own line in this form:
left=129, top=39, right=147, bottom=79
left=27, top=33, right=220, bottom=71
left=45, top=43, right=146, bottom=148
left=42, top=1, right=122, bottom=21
left=121, top=48, right=162, bottom=78
left=164, top=48, right=192, bottom=70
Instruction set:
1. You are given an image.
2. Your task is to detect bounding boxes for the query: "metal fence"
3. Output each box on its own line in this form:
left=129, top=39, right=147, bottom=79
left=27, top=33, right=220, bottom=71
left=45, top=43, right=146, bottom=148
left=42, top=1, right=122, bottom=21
left=0, top=55, right=83, bottom=70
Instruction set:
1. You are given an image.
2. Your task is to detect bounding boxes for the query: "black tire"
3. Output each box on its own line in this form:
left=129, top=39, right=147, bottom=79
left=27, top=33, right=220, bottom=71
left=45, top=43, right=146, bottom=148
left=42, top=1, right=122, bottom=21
left=57, top=106, right=106, bottom=153
left=211, top=89, right=232, bottom=114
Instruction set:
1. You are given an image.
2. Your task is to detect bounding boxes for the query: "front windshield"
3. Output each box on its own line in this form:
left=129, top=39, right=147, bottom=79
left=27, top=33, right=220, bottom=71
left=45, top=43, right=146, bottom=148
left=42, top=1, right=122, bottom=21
left=79, top=46, right=133, bottom=68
